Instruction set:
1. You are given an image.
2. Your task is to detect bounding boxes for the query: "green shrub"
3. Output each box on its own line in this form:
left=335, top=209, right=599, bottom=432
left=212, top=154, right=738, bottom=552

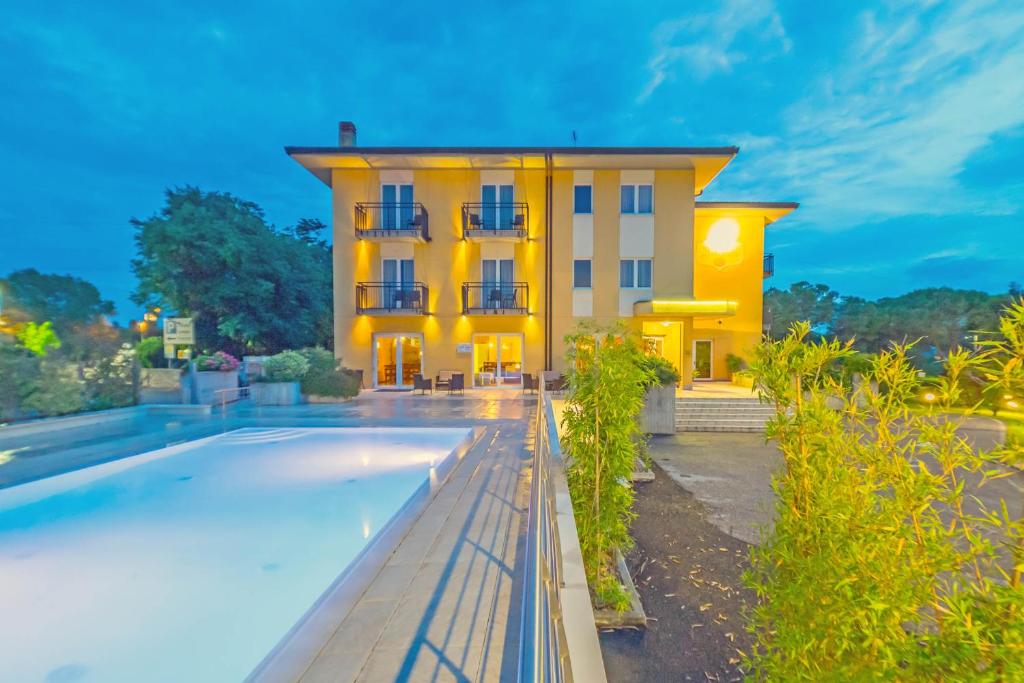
left=21, top=362, right=86, bottom=416
left=725, top=352, right=746, bottom=373
left=0, top=345, right=40, bottom=420
left=298, top=347, right=360, bottom=397
left=639, top=353, right=680, bottom=387
left=17, top=321, right=61, bottom=356
left=562, top=323, right=654, bottom=609
left=258, top=350, right=310, bottom=383
left=82, top=344, right=136, bottom=410
left=195, top=351, right=239, bottom=372
left=135, top=336, right=164, bottom=368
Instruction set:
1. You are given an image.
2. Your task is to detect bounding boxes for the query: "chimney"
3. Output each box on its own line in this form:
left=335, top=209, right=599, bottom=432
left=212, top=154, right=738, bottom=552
left=339, top=121, right=357, bottom=147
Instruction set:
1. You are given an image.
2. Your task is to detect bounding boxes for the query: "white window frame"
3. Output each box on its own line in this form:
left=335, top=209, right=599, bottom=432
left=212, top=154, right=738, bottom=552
left=620, top=184, right=654, bottom=214
left=619, top=258, right=653, bottom=288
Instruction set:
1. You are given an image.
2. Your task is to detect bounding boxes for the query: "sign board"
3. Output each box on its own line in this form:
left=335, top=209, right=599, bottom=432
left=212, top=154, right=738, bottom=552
left=164, top=318, right=195, bottom=345
left=176, top=348, right=193, bottom=360
left=455, top=343, right=472, bottom=354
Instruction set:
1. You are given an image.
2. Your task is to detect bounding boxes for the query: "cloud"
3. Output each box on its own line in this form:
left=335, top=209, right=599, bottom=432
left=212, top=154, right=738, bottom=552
left=638, top=0, right=791, bottom=101
left=712, top=0, right=1024, bottom=227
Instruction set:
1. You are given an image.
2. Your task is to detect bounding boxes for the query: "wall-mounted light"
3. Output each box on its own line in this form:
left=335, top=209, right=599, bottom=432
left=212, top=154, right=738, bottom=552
left=700, top=217, right=743, bottom=270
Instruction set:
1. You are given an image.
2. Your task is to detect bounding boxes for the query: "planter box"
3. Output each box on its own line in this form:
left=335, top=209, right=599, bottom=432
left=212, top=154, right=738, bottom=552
left=731, top=373, right=755, bottom=389
left=305, top=393, right=356, bottom=403
left=593, top=548, right=648, bottom=629
left=193, top=370, right=238, bottom=405
left=253, top=381, right=301, bottom=406
left=640, top=383, right=676, bottom=435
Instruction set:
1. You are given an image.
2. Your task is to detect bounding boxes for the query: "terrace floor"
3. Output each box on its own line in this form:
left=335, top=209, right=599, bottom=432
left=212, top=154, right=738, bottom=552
left=0, top=393, right=535, bottom=682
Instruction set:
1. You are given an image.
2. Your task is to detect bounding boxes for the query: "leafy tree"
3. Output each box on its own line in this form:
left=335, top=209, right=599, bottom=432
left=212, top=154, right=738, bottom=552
left=287, top=217, right=329, bottom=249
left=135, top=336, right=164, bottom=368
left=131, top=187, right=332, bottom=355
left=0, top=268, right=114, bottom=334
left=764, top=282, right=839, bottom=338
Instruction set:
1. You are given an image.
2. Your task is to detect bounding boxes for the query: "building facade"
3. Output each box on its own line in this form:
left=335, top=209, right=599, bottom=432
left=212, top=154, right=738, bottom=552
left=287, top=123, right=795, bottom=390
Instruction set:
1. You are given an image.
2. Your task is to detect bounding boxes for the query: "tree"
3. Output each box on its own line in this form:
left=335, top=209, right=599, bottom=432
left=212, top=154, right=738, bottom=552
left=287, top=217, right=329, bottom=249
left=0, top=268, right=115, bottom=334
left=17, top=321, right=61, bottom=356
left=764, top=282, right=839, bottom=339
left=131, top=187, right=333, bottom=354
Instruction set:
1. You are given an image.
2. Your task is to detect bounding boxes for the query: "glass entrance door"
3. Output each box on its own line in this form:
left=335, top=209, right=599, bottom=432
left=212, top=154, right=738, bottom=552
left=472, top=334, right=524, bottom=387
left=693, top=339, right=713, bottom=380
left=374, top=333, right=423, bottom=388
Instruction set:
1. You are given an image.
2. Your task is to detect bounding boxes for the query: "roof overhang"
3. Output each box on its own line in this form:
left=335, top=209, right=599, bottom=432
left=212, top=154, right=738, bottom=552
left=633, top=299, right=738, bottom=319
left=285, top=146, right=737, bottom=193
left=695, top=201, right=799, bottom=225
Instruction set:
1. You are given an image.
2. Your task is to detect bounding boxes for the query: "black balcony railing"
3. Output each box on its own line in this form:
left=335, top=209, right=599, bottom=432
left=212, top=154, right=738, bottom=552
left=763, top=252, right=775, bottom=278
left=462, top=282, right=529, bottom=314
left=354, top=203, right=430, bottom=240
left=461, top=202, right=529, bottom=238
left=356, top=282, right=429, bottom=314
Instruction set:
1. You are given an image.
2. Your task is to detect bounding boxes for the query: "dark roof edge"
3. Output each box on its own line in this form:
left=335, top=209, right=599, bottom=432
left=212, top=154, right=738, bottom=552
left=695, top=201, right=799, bottom=209
left=284, top=145, right=739, bottom=156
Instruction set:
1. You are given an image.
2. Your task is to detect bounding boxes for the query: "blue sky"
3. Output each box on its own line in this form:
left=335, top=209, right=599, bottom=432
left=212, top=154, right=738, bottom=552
left=1, top=0, right=1022, bottom=320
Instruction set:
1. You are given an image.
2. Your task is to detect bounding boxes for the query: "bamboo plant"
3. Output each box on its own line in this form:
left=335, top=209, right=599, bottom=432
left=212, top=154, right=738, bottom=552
left=743, top=303, right=1024, bottom=680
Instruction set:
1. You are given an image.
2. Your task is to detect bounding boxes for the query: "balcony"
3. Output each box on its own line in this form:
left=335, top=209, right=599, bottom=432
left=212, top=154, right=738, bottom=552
left=356, top=282, right=429, bottom=315
left=354, top=203, right=430, bottom=242
left=461, top=203, right=529, bottom=240
left=462, top=282, right=529, bottom=315
left=763, top=252, right=775, bottom=278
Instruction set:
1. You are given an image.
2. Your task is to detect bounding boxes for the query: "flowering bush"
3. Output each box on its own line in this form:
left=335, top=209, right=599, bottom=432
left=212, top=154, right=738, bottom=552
left=258, top=350, right=310, bottom=383
left=195, top=351, right=239, bottom=372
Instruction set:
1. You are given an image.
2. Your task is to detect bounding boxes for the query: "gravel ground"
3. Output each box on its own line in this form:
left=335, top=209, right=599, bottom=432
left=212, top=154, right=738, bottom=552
left=599, top=467, right=755, bottom=682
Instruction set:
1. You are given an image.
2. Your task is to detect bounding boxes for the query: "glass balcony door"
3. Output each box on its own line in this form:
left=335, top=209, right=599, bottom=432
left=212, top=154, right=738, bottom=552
left=481, top=184, right=513, bottom=230
left=382, top=258, right=415, bottom=310
left=472, top=334, right=523, bottom=387
left=373, top=333, right=423, bottom=388
left=380, top=183, right=414, bottom=229
left=481, top=258, right=514, bottom=309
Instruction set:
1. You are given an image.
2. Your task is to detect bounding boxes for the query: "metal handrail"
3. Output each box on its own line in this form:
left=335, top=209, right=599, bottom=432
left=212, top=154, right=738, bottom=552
left=518, top=388, right=608, bottom=683
left=354, top=202, right=430, bottom=240
left=461, top=281, right=529, bottom=314
left=355, top=282, right=430, bottom=314
left=461, top=202, right=529, bottom=237
left=214, top=386, right=250, bottom=412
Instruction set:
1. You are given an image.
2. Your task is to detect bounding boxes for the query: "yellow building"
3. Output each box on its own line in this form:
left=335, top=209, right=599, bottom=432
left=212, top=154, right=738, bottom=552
left=286, top=122, right=796, bottom=390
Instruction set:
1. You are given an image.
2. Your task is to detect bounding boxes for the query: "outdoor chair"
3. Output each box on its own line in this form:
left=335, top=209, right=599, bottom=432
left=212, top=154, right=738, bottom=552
left=448, top=372, right=465, bottom=396
left=501, top=289, right=518, bottom=309
left=413, top=373, right=432, bottom=395
left=522, top=373, right=538, bottom=394
left=436, top=370, right=454, bottom=390
left=543, top=370, right=567, bottom=394
left=511, top=214, right=525, bottom=232
left=468, top=213, right=482, bottom=231
left=488, top=288, right=503, bottom=309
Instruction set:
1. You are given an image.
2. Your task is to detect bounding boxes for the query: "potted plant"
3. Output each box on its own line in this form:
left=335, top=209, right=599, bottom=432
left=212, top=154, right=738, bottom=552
left=252, top=350, right=309, bottom=405
left=639, top=354, right=680, bottom=434
left=192, top=351, right=239, bottom=404
left=727, top=353, right=754, bottom=388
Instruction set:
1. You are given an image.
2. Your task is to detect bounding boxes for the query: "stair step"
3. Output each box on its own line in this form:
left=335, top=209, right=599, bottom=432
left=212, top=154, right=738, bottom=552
left=678, top=424, right=766, bottom=433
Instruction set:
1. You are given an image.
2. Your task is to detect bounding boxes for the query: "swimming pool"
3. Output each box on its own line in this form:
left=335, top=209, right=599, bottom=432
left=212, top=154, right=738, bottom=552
left=0, top=427, right=473, bottom=683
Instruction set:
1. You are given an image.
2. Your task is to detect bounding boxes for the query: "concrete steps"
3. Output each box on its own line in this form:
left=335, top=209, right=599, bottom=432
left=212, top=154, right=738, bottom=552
left=675, top=397, right=773, bottom=433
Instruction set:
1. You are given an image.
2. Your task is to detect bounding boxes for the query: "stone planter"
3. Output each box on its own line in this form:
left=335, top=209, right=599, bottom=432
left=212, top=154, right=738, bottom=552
left=731, top=373, right=755, bottom=389
left=305, top=393, right=356, bottom=403
left=138, top=368, right=183, bottom=404
left=193, top=370, right=238, bottom=405
left=640, top=383, right=676, bottom=435
left=252, top=381, right=302, bottom=406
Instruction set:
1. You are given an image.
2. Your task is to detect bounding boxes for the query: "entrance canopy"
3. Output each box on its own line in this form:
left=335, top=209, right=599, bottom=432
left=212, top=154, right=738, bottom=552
left=633, top=299, right=738, bottom=320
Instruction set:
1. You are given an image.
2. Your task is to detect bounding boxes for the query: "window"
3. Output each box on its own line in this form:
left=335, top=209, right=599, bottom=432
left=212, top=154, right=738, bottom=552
left=482, top=184, right=514, bottom=229
left=573, top=259, right=592, bottom=289
left=619, top=258, right=652, bottom=288
left=637, top=259, right=652, bottom=287
left=619, top=259, right=634, bottom=288
left=574, top=185, right=592, bottom=214
left=638, top=185, right=653, bottom=214
left=620, top=184, right=653, bottom=214
left=381, top=183, right=414, bottom=229
left=620, top=185, right=635, bottom=213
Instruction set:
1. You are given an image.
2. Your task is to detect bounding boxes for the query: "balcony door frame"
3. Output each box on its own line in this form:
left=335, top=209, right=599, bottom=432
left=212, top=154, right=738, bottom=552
left=480, top=183, right=514, bottom=230
left=372, top=332, right=424, bottom=389
left=380, top=182, right=414, bottom=230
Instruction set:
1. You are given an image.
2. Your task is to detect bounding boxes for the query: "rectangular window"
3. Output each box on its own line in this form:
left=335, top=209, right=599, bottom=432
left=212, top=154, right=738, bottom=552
left=620, top=185, right=635, bottom=213
left=619, top=259, right=635, bottom=288
left=637, top=258, right=652, bottom=288
left=574, top=185, right=592, bottom=214
left=573, top=259, right=592, bottom=289
left=638, top=185, right=653, bottom=213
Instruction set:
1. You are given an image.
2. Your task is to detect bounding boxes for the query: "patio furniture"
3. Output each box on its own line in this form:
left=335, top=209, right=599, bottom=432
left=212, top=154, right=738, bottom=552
left=436, top=370, right=455, bottom=390
left=488, top=288, right=502, bottom=309
left=522, top=373, right=538, bottom=394
left=469, top=213, right=482, bottom=229
left=511, top=214, right=525, bottom=231
left=413, top=374, right=432, bottom=395
left=542, top=370, right=566, bottom=394
left=448, top=372, right=465, bottom=396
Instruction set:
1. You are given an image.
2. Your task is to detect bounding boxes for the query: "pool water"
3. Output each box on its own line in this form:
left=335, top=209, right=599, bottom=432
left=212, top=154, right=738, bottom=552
left=0, top=427, right=471, bottom=683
